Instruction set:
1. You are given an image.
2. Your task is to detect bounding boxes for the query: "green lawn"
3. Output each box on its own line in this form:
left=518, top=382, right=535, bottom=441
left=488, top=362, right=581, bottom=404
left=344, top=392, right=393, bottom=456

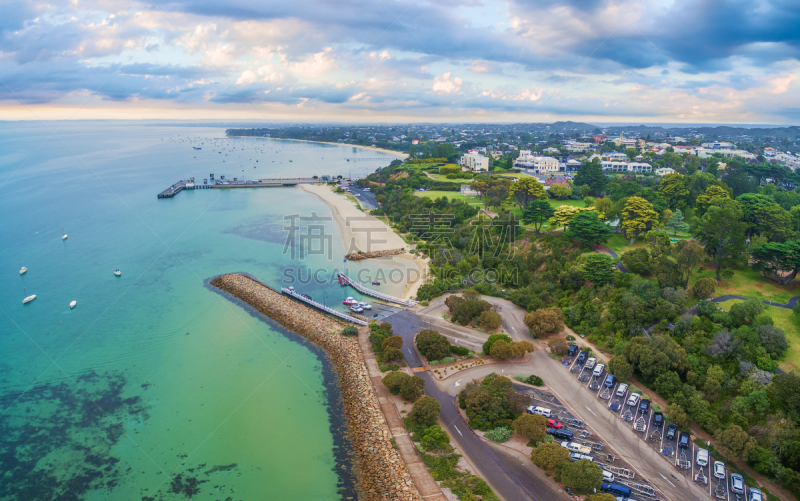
left=718, top=300, right=800, bottom=372
left=414, top=190, right=482, bottom=203
left=490, top=171, right=533, bottom=178
left=689, top=266, right=800, bottom=304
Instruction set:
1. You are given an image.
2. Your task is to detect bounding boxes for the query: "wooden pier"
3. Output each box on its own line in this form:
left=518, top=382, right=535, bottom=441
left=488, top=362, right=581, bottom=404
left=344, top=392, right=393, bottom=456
left=157, top=177, right=321, bottom=199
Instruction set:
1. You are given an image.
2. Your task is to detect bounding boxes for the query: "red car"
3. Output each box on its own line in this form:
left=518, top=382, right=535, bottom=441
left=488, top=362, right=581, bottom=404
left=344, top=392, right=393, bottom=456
left=546, top=419, right=562, bottom=429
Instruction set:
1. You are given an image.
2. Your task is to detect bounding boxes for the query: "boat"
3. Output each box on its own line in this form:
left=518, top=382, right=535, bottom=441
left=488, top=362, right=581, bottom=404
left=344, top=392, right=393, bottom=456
left=22, top=288, right=35, bottom=304
left=342, top=297, right=358, bottom=305
left=338, top=275, right=347, bottom=286
left=358, top=302, right=372, bottom=310
left=350, top=305, right=364, bottom=313
left=62, top=227, right=68, bottom=240
left=193, top=146, right=201, bottom=150
left=288, top=286, right=295, bottom=293
left=69, top=300, right=77, bottom=309
left=19, top=266, right=27, bottom=275
left=114, top=269, right=121, bottom=276
left=371, top=281, right=380, bottom=286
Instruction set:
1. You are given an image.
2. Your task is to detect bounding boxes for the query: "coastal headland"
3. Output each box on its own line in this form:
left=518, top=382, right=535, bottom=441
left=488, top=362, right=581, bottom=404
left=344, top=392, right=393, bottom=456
left=209, top=273, right=421, bottom=501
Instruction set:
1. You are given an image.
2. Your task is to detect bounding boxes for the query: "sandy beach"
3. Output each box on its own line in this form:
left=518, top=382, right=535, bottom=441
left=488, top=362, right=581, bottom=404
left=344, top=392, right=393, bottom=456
left=228, top=136, right=409, bottom=159
left=299, top=183, right=428, bottom=300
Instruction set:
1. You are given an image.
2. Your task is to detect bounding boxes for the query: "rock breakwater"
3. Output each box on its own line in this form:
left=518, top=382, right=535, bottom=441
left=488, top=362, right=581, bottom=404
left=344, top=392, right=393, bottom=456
left=345, top=249, right=404, bottom=261
left=209, top=273, right=421, bottom=501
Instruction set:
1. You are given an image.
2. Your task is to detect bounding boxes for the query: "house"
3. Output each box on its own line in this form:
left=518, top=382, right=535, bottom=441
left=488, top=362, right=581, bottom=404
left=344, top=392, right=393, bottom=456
left=655, top=167, right=676, bottom=176
left=565, top=159, right=582, bottom=172
left=460, top=152, right=489, bottom=172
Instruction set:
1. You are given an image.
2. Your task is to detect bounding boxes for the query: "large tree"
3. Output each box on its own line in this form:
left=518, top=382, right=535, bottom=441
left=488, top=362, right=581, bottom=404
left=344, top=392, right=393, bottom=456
left=695, top=184, right=730, bottom=213
left=620, top=196, right=659, bottom=243
left=582, top=253, right=615, bottom=284
left=523, top=307, right=565, bottom=338
left=694, top=198, right=747, bottom=280
left=508, top=177, right=546, bottom=209
left=750, top=240, right=800, bottom=285
left=550, top=205, right=593, bottom=230
left=521, top=199, right=555, bottom=233
left=565, top=211, right=612, bottom=247
left=560, top=459, right=604, bottom=494
left=736, top=193, right=792, bottom=242
left=665, top=209, right=690, bottom=235
left=574, top=159, right=607, bottom=196
left=658, top=173, right=689, bottom=209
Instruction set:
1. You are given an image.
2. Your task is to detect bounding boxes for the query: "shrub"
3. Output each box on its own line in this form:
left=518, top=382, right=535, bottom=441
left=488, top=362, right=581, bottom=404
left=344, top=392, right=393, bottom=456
left=490, top=340, right=513, bottom=360
left=608, top=355, right=633, bottom=379
left=483, top=333, right=512, bottom=354
left=524, top=307, right=565, bottom=338
left=527, top=375, right=544, bottom=386
left=477, top=310, right=503, bottom=330
left=379, top=364, right=400, bottom=372
left=382, top=346, right=404, bottom=363
left=399, top=375, right=426, bottom=401
left=548, top=338, right=568, bottom=356
left=417, top=329, right=451, bottom=360
left=512, top=340, right=535, bottom=358
left=693, top=277, right=717, bottom=299
left=560, top=459, right=603, bottom=494
left=382, top=335, right=403, bottom=351
left=382, top=372, right=410, bottom=395
left=439, top=164, right=461, bottom=175
left=512, top=414, right=547, bottom=443
left=440, top=357, right=456, bottom=364
left=450, top=345, right=470, bottom=356
left=341, top=326, right=359, bottom=336
left=409, top=396, right=441, bottom=426
left=530, top=442, right=570, bottom=470
left=421, top=425, right=452, bottom=452
left=484, top=427, right=513, bottom=443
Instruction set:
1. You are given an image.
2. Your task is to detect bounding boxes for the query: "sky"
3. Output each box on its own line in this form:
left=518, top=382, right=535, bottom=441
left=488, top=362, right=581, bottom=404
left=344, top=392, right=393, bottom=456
left=1, top=0, right=799, bottom=124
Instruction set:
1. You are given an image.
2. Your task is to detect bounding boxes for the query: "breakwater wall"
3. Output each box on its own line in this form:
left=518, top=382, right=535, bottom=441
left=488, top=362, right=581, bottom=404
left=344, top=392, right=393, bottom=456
left=345, top=249, right=404, bottom=261
left=209, top=273, right=421, bottom=501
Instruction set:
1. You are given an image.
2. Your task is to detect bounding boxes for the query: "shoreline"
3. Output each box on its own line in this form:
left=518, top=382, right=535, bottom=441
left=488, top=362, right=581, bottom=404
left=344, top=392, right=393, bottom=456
left=227, top=135, right=409, bottom=159
left=299, top=183, right=429, bottom=301
left=209, top=273, right=421, bottom=501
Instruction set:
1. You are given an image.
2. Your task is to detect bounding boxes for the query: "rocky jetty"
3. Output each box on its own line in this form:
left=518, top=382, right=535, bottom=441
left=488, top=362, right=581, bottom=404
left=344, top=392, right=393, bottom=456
left=210, top=273, right=421, bottom=501
left=345, top=249, right=404, bottom=261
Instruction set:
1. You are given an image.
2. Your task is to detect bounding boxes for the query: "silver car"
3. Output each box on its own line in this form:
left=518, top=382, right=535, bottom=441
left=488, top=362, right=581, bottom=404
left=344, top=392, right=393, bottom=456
left=713, top=461, right=725, bottom=479
left=730, top=473, right=745, bottom=494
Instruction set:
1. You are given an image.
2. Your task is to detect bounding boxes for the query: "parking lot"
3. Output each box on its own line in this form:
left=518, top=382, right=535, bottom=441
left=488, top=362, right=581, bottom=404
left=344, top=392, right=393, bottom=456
left=514, top=383, right=663, bottom=501
left=563, top=351, right=759, bottom=501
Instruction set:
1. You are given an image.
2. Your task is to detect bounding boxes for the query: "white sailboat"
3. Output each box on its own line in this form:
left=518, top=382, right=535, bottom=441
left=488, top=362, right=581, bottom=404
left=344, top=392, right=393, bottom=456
left=114, top=269, right=121, bottom=277
left=69, top=300, right=77, bottom=309
left=19, top=266, right=27, bottom=275
left=22, top=287, right=36, bottom=304
left=62, top=227, right=68, bottom=240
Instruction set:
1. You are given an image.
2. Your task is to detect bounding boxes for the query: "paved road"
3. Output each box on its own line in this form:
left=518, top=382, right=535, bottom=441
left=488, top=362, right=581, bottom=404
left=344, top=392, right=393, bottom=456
left=348, top=186, right=379, bottom=210
left=385, top=310, right=566, bottom=501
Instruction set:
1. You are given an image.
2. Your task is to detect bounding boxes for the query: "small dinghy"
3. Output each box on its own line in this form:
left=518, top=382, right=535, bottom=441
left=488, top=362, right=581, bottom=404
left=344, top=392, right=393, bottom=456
left=70, top=300, right=77, bottom=309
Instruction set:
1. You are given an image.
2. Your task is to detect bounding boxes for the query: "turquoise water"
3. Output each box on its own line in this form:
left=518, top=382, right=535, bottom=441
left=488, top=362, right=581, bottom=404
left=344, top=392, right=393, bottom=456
left=0, top=122, right=399, bottom=500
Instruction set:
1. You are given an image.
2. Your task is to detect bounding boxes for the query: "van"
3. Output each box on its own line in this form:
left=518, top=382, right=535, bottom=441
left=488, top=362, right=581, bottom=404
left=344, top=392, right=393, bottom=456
left=697, top=448, right=709, bottom=467
left=527, top=406, right=552, bottom=418
left=604, top=374, right=616, bottom=387
left=586, top=357, right=597, bottom=369
left=615, top=383, right=628, bottom=397
left=593, top=364, right=605, bottom=377
left=601, top=482, right=632, bottom=497
left=602, top=470, right=615, bottom=483
left=570, top=452, right=594, bottom=462
left=547, top=428, right=574, bottom=440
left=568, top=344, right=579, bottom=357
left=626, top=393, right=640, bottom=407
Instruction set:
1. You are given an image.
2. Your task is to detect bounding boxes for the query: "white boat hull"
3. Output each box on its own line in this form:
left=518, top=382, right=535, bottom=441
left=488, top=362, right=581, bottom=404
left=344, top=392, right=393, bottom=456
left=19, top=267, right=27, bottom=275
left=23, top=295, right=36, bottom=304
left=62, top=235, right=68, bottom=240
left=70, top=301, right=77, bottom=309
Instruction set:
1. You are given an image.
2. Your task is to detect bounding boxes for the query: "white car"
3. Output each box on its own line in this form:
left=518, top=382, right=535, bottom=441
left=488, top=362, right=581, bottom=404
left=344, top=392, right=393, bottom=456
left=616, top=383, right=629, bottom=397
left=714, top=461, right=726, bottom=479
left=585, top=357, right=597, bottom=369
left=697, top=448, right=709, bottom=467
left=627, top=393, right=640, bottom=407
left=358, top=302, right=372, bottom=310
left=593, top=364, right=605, bottom=377
left=364, top=187, right=371, bottom=192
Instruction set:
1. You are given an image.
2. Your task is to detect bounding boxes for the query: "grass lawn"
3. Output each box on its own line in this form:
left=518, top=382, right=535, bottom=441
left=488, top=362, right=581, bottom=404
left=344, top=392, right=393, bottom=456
left=490, top=171, right=533, bottom=178
left=689, top=266, right=800, bottom=304
left=606, top=233, right=648, bottom=255
left=718, top=299, right=800, bottom=372
left=414, top=190, right=482, bottom=203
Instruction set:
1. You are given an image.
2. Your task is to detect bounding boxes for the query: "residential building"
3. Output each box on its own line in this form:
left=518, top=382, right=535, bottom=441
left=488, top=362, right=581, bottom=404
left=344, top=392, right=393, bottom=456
left=514, top=153, right=559, bottom=173
left=460, top=152, right=489, bottom=171
left=613, top=134, right=639, bottom=149
left=601, top=161, right=652, bottom=173
left=565, top=142, right=593, bottom=153
left=655, top=167, right=676, bottom=176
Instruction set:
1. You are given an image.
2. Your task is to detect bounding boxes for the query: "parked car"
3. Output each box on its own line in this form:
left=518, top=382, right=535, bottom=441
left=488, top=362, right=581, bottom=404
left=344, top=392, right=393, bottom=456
left=593, top=364, right=605, bottom=377
left=586, top=357, right=597, bottom=369
left=749, top=488, right=763, bottom=501
left=602, top=470, right=615, bottom=483
left=527, top=406, right=552, bottom=418
left=697, top=448, right=709, bottom=467
left=730, top=473, right=745, bottom=494
left=714, top=461, right=726, bottom=479
left=653, top=412, right=664, bottom=427
left=547, top=428, right=574, bottom=440
left=604, top=374, right=616, bottom=388
left=561, top=441, right=592, bottom=454
left=638, top=399, right=651, bottom=414
left=600, top=483, right=632, bottom=498
left=569, top=452, right=594, bottom=462
left=615, top=383, right=628, bottom=397
left=546, top=419, right=562, bottom=429
left=666, top=423, right=679, bottom=440
left=679, top=433, right=690, bottom=448
left=567, top=344, right=579, bottom=357
left=576, top=352, right=588, bottom=365
left=626, top=393, right=640, bottom=407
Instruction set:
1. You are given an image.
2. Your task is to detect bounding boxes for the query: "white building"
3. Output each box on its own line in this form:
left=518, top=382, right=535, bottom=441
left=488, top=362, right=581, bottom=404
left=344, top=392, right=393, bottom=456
left=601, top=161, right=652, bottom=173
left=774, top=153, right=800, bottom=171
left=514, top=152, right=559, bottom=173
left=564, top=142, right=593, bottom=153
left=655, top=167, right=676, bottom=176
left=460, top=152, right=489, bottom=171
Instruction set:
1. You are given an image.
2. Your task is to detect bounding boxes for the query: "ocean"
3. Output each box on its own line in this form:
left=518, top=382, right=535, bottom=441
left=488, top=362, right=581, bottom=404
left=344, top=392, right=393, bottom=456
left=0, top=121, right=400, bottom=501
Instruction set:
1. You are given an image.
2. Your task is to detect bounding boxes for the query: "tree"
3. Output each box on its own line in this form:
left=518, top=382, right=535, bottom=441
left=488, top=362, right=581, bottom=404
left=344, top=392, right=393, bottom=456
left=695, top=184, right=730, bottom=213
left=548, top=184, right=572, bottom=199
left=560, top=459, right=603, bottom=494
left=692, top=277, right=716, bottom=299
left=673, top=239, right=705, bottom=287
left=756, top=325, right=788, bottom=358
left=483, top=333, right=512, bottom=354
left=382, top=346, right=403, bottom=363
left=621, top=247, right=651, bottom=275
left=477, top=310, right=502, bottom=330
left=550, top=205, right=593, bottom=230
left=713, top=424, right=757, bottom=460
left=524, top=307, right=565, bottom=338
left=511, top=340, right=535, bottom=358
left=508, top=177, right=547, bottom=209
left=737, top=193, right=792, bottom=241
left=416, top=329, right=451, bottom=360
left=399, top=375, right=426, bottom=401
left=694, top=198, right=747, bottom=280
left=548, top=338, right=568, bottom=356
left=439, top=164, right=461, bottom=175
left=774, top=372, right=800, bottom=419
left=382, top=372, right=410, bottom=395
left=565, top=211, right=612, bottom=247
left=750, top=240, right=800, bottom=285
left=654, top=371, right=683, bottom=399
left=620, top=196, right=659, bottom=242
left=409, top=396, right=441, bottom=426
left=530, top=442, right=570, bottom=470
left=420, top=424, right=452, bottom=452
left=658, top=173, right=689, bottom=209
left=608, top=355, right=633, bottom=379
left=582, top=253, right=615, bottom=284
left=665, top=209, right=690, bottom=235
left=666, top=402, right=689, bottom=427
left=382, top=335, right=403, bottom=351
left=521, top=199, right=555, bottom=233
left=594, top=197, right=613, bottom=220
left=490, top=340, right=513, bottom=360
left=574, top=160, right=607, bottom=196
left=513, top=413, right=548, bottom=443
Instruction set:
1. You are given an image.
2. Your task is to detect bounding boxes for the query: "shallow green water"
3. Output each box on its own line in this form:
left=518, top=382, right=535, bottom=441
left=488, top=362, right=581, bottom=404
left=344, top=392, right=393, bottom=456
left=0, top=122, right=399, bottom=500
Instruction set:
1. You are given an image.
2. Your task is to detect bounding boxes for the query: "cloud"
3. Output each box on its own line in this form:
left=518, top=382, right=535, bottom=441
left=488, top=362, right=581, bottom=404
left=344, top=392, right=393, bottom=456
left=432, top=72, right=462, bottom=94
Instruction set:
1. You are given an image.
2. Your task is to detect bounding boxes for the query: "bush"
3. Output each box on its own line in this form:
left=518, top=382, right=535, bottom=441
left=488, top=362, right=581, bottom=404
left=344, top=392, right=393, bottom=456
left=483, top=333, right=512, bottom=354
left=440, top=357, right=456, bottom=364
left=379, top=364, right=400, bottom=372
left=382, top=346, right=404, bottom=363
left=416, top=283, right=443, bottom=301
left=382, top=335, right=403, bottom=351
left=608, top=355, right=633, bottom=379
left=409, top=396, right=441, bottom=426
left=524, top=307, right=565, bottom=338
left=549, top=338, right=568, bottom=356
left=621, top=247, right=652, bottom=275
left=439, top=164, right=461, bottom=175
left=400, top=376, right=426, bottom=401
left=382, top=371, right=410, bottom=395
left=417, top=329, right=451, bottom=360
left=512, top=340, right=535, bottom=358
left=512, top=413, right=547, bottom=443
left=530, top=442, right=570, bottom=470
left=477, top=310, right=503, bottom=330
left=514, top=374, right=544, bottom=386
left=421, top=425, right=452, bottom=452
left=560, top=459, right=603, bottom=494
left=450, top=345, right=470, bottom=356
left=484, top=427, right=513, bottom=443
left=490, top=340, right=513, bottom=360
left=341, top=326, right=359, bottom=336
left=693, top=277, right=717, bottom=299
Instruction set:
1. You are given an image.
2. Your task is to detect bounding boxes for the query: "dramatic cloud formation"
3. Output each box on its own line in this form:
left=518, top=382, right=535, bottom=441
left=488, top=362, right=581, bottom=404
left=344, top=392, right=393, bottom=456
left=0, top=0, right=798, bottom=122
